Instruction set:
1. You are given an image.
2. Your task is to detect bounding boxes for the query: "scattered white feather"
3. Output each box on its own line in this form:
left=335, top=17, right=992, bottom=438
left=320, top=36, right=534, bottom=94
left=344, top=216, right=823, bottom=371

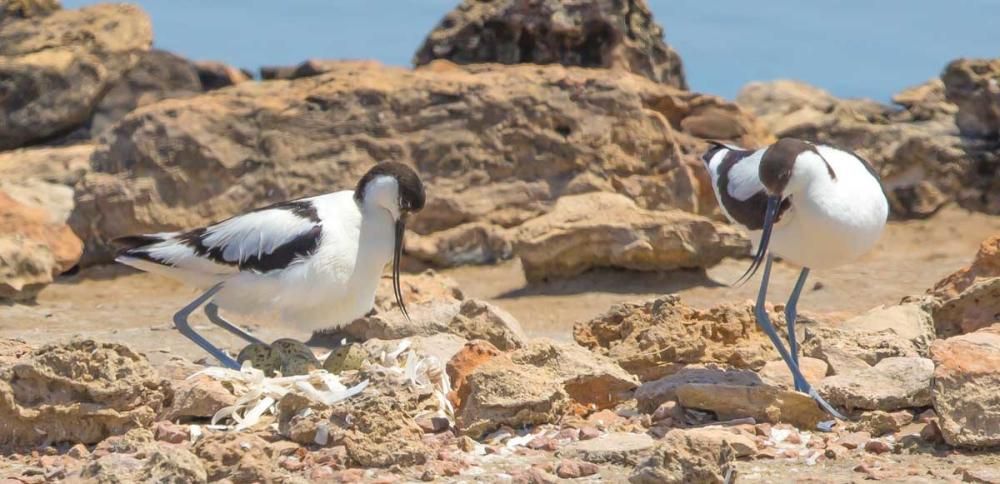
left=192, top=339, right=453, bottom=431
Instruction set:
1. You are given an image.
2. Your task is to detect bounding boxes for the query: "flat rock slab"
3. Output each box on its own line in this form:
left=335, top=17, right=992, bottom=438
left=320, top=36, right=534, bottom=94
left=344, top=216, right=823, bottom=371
left=817, top=356, right=934, bottom=411
left=675, top=383, right=828, bottom=429
left=558, top=432, right=655, bottom=467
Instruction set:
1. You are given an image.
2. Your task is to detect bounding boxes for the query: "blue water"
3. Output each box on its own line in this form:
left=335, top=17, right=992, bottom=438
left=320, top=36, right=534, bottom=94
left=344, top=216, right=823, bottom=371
left=63, top=0, right=1000, bottom=100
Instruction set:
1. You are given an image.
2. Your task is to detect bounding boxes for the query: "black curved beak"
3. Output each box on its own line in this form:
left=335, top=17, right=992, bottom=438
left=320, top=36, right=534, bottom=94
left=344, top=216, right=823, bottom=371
left=734, top=195, right=781, bottom=287
left=393, top=217, right=410, bottom=322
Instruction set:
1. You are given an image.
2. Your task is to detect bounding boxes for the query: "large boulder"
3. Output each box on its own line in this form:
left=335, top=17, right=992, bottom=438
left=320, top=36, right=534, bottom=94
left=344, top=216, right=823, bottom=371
left=942, top=58, right=1000, bottom=139
left=0, top=190, right=82, bottom=300
left=929, top=235, right=1000, bottom=336
left=0, top=340, right=170, bottom=447
left=574, top=295, right=780, bottom=382
left=513, top=192, right=749, bottom=281
left=736, top=77, right=1000, bottom=218
left=69, top=61, right=769, bottom=266
left=413, top=0, right=687, bottom=88
left=88, top=49, right=204, bottom=136
left=629, top=428, right=736, bottom=484
left=0, top=3, right=152, bottom=149
left=931, top=324, right=1000, bottom=448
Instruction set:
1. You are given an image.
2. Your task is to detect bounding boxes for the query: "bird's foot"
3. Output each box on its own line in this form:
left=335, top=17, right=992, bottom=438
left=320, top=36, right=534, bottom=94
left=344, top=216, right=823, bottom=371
left=237, top=338, right=320, bottom=376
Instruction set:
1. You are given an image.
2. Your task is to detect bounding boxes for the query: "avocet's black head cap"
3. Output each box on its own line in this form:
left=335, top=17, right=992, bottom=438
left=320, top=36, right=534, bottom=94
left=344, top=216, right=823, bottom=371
left=355, top=161, right=426, bottom=214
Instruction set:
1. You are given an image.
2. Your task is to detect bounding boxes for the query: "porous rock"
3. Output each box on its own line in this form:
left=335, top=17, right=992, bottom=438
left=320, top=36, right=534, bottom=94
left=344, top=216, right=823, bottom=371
left=68, top=61, right=769, bottom=266
left=629, top=428, right=736, bottom=484
left=801, top=326, right=921, bottom=367
left=514, top=192, right=749, bottom=281
left=574, top=295, right=781, bottom=382
left=334, top=298, right=526, bottom=351
left=0, top=3, right=152, bottom=149
left=839, top=300, right=937, bottom=355
left=942, top=58, right=1000, bottom=139
left=0, top=340, right=169, bottom=446
left=931, top=324, right=1000, bottom=447
left=510, top=338, right=639, bottom=409
left=455, top=356, right=567, bottom=438
left=635, top=365, right=761, bottom=413
left=817, top=356, right=934, bottom=411
left=0, top=191, right=83, bottom=300
left=558, top=431, right=655, bottom=467
left=414, top=0, right=687, bottom=88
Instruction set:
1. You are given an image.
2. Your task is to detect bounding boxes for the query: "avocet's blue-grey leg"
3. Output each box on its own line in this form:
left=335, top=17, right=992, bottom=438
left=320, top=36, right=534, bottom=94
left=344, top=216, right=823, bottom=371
left=204, top=302, right=265, bottom=345
left=785, top=267, right=811, bottom=381
left=755, top=256, right=845, bottom=420
left=173, top=284, right=241, bottom=369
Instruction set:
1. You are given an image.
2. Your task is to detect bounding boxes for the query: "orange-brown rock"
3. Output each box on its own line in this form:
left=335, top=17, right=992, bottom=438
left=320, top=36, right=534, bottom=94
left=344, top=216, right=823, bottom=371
left=0, top=191, right=83, bottom=300
left=574, top=295, right=780, bottom=382
left=414, top=0, right=687, bottom=88
left=69, top=61, right=769, bottom=266
left=514, top=192, right=749, bottom=281
left=447, top=340, right=502, bottom=409
left=929, top=235, right=1000, bottom=336
left=930, top=324, right=1000, bottom=447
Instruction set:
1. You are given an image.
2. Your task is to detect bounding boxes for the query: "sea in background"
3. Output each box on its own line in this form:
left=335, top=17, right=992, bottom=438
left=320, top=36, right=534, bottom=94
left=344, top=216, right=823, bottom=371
left=63, top=0, right=1000, bottom=101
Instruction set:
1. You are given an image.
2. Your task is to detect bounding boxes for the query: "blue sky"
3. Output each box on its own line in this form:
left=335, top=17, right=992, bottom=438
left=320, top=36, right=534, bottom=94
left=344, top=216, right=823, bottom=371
left=64, top=0, right=1000, bottom=100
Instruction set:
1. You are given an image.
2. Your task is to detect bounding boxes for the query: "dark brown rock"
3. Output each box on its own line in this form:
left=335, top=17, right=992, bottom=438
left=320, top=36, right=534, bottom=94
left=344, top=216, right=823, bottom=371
left=414, top=0, right=687, bottom=88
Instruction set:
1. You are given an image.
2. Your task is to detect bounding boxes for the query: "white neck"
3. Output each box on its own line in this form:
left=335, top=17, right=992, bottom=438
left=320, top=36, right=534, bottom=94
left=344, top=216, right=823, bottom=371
left=786, top=151, right=833, bottom=196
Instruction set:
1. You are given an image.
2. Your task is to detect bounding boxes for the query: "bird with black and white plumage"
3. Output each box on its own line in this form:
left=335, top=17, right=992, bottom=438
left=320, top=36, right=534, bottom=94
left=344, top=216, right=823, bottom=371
left=702, top=137, right=889, bottom=419
left=113, top=161, right=426, bottom=369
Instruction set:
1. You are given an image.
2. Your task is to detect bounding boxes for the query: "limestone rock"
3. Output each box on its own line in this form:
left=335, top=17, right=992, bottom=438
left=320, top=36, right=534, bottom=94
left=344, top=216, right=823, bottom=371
left=931, top=324, right=1000, bottom=448
left=89, top=49, right=203, bottom=136
left=558, top=432, right=655, bottom=466
left=0, top=3, right=152, bottom=149
left=0, top=0, right=61, bottom=19
left=930, top=235, right=1000, bottom=336
left=0, top=340, right=169, bottom=446
left=329, top=391, right=429, bottom=467
left=334, top=298, right=526, bottom=351
left=510, top=339, right=639, bottom=409
left=161, top=373, right=238, bottom=421
left=801, top=326, right=921, bottom=367
left=757, top=357, right=830, bottom=390
left=0, top=143, right=94, bottom=187
left=446, top=340, right=502, bottom=409
left=629, top=428, right=736, bottom=484
left=0, top=338, right=32, bottom=369
left=193, top=432, right=279, bottom=482
left=574, top=295, right=781, bottom=382
left=942, top=58, right=1000, bottom=139
left=406, top=222, right=513, bottom=267
left=839, top=300, right=937, bottom=355
left=817, top=356, right=934, bottom=411
left=675, top=382, right=828, bottom=429
left=514, top=192, right=749, bottom=281
left=0, top=190, right=83, bottom=300
left=635, top=366, right=761, bottom=413
left=67, top=61, right=768, bottom=266
left=414, top=0, right=687, bottom=88
left=455, top=356, right=568, bottom=437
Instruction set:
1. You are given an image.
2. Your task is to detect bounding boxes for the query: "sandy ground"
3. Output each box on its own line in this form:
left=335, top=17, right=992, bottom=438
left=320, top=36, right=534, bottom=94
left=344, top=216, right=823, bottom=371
left=2, top=206, right=999, bottom=364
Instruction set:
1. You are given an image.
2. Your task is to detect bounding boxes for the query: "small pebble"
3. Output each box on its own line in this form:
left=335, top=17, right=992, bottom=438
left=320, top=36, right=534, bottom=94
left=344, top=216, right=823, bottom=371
left=864, top=439, right=892, bottom=454
left=579, top=426, right=601, bottom=440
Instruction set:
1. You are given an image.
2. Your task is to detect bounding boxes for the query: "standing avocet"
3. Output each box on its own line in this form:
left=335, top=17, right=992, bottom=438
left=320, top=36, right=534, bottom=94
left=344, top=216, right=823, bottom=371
left=114, top=162, right=426, bottom=369
left=703, top=138, right=889, bottom=418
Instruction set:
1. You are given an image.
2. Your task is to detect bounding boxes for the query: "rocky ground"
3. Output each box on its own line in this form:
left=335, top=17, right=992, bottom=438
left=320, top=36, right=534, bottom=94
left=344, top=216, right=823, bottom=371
left=2, top=0, right=1000, bottom=482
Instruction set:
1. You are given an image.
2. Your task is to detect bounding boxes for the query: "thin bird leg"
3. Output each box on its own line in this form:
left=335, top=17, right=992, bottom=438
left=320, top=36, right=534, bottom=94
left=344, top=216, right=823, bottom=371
left=784, top=267, right=811, bottom=380
left=173, top=284, right=241, bottom=370
left=204, top=303, right=265, bottom=345
left=755, top=256, right=845, bottom=420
